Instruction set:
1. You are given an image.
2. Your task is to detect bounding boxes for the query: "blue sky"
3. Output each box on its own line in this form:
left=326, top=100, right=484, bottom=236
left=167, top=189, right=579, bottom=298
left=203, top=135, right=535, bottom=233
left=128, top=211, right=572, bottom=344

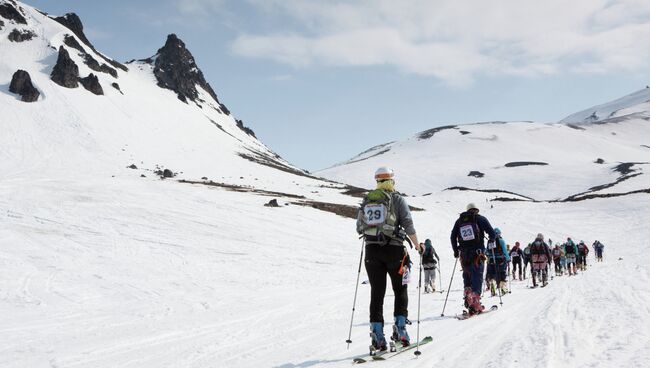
left=27, top=0, right=650, bottom=171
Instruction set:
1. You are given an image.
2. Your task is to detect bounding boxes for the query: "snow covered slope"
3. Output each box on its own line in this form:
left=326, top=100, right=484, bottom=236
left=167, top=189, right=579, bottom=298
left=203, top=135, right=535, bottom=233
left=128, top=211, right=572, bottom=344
left=560, top=87, right=650, bottom=125
left=0, top=0, right=331, bottom=196
left=2, top=1, right=650, bottom=368
left=319, top=118, right=650, bottom=200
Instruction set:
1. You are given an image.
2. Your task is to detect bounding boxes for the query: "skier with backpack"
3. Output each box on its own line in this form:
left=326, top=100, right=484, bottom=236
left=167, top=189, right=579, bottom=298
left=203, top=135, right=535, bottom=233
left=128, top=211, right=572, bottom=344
left=594, top=241, right=605, bottom=262
left=564, top=237, right=578, bottom=275
left=509, top=242, right=524, bottom=280
left=523, top=243, right=532, bottom=280
left=450, top=203, right=496, bottom=315
left=577, top=241, right=589, bottom=271
left=356, top=167, right=420, bottom=351
left=485, top=228, right=510, bottom=295
left=419, top=239, right=440, bottom=293
left=552, top=244, right=562, bottom=276
left=530, top=233, right=552, bottom=287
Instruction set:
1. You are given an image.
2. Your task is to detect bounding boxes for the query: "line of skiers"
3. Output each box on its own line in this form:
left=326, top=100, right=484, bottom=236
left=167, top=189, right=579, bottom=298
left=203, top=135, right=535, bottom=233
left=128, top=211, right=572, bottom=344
left=353, top=167, right=605, bottom=353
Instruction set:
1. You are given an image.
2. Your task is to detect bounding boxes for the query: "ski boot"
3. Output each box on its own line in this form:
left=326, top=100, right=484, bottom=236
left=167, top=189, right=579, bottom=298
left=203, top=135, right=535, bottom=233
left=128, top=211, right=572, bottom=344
left=369, top=322, right=387, bottom=354
left=467, top=292, right=485, bottom=315
left=489, top=281, right=496, bottom=296
left=391, top=315, right=410, bottom=347
left=499, top=281, right=508, bottom=294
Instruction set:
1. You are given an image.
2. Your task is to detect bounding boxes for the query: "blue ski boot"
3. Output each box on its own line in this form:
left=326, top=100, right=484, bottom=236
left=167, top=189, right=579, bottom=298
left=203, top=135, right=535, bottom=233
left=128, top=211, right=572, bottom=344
left=369, top=322, right=387, bottom=353
left=392, top=315, right=410, bottom=347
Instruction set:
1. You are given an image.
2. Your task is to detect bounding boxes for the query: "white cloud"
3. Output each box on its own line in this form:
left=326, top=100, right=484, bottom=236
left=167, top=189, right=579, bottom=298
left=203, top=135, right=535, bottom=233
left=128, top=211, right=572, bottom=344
left=179, top=0, right=650, bottom=86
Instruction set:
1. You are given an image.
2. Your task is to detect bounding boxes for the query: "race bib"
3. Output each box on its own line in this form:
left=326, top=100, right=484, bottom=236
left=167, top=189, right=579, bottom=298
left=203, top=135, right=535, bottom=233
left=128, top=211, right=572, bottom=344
left=402, top=267, right=410, bottom=285
left=460, top=224, right=476, bottom=241
left=364, top=204, right=386, bottom=225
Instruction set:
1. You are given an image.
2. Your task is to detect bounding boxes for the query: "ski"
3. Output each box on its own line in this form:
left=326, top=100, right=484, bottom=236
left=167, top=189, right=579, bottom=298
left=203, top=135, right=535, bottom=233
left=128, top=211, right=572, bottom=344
left=455, top=305, right=498, bottom=320
left=352, top=337, right=432, bottom=364
left=372, top=336, right=433, bottom=361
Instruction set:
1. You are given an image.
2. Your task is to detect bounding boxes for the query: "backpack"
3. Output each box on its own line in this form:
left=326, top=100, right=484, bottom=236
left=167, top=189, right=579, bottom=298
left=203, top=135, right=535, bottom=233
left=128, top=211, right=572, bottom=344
left=456, top=212, right=482, bottom=247
left=531, top=241, right=546, bottom=255
left=490, top=236, right=504, bottom=256
left=359, top=189, right=399, bottom=244
left=565, top=243, right=575, bottom=254
left=422, top=244, right=436, bottom=264
left=552, top=247, right=561, bottom=258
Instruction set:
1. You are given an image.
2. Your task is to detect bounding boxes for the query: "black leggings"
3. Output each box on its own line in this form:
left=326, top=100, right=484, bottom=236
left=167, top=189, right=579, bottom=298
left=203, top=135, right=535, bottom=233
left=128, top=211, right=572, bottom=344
left=512, top=257, right=522, bottom=277
left=365, top=245, right=408, bottom=323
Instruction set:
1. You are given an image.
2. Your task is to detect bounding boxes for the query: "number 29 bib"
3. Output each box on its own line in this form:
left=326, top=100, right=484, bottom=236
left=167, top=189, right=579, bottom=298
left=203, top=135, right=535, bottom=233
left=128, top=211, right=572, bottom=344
left=364, top=204, right=386, bottom=226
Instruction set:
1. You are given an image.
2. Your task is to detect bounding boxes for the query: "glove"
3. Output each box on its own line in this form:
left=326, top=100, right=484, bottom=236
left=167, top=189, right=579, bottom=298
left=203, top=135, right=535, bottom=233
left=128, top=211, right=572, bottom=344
left=454, top=250, right=459, bottom=258
left=479, top=253, right=488, bottom=262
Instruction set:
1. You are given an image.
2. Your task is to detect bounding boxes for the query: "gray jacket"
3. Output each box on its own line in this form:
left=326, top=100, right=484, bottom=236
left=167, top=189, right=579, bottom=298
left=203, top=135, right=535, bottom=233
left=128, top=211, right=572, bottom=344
left=356, top=191, right=416, bottom=246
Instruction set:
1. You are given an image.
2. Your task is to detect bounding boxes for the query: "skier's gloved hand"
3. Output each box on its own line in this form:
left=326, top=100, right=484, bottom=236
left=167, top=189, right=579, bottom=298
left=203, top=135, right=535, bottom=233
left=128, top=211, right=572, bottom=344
left=453, top=250, right=459, bottom=258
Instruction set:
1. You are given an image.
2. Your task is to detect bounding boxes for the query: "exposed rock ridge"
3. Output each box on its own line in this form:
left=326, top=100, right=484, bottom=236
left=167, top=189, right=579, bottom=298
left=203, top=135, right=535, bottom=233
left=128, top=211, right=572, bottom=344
left=64, top=35, right=117, bottom=78
left=53, top=13, right=127, bottom=72
left=151, top=34, right=230, bottom=115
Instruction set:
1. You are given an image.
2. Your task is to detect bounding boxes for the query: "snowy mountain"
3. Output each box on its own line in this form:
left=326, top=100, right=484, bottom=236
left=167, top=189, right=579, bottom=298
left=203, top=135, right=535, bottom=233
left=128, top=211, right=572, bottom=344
left=319, top=117, right=650, bottom=201
left=0, top=0, right=337, bottom=196
left=560, top=87, right=650, bottom=125
left=2, top=1, right=650, bottom=368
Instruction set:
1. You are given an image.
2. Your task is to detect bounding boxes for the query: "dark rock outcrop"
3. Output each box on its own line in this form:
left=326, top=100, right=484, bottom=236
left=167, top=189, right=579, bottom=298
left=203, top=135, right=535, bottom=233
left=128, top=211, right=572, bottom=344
left=418, top=125, right=458, bottom=139
left=151, top=34, right=230, bottom=114
left=9, top=70, right=40, bottom=102
left=0, top=2, right=27, bottom=24
left=79, top=73, right=104, bottom=95
left=50, top=46, right=79, bottom=88
left=63, top=34, right=84, bottom=52
left=264, top=199, right=281, bottom=207
left=7, top=28, right=35, bottom=42
left=235, top=119, right=256, bottom=138
left=127, top=164, right=138, bottom=169
left=0, top=19, right=5, bottom=30
left=111, top=82, right=123, bottom=94
left=468, top=171, right=485, bottom=178
left=84, top=54, right=118, bottom=78
left=504, top=161, right=548, bottom=168
left=53, top=13, right=127, bottom=72
left=62, top=35, right=118, bottom=78
left=594, top=158, right=605, bottom=164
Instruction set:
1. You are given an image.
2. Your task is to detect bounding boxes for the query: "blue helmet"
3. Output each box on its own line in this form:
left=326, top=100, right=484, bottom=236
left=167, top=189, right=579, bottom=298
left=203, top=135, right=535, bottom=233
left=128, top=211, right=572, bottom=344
left=494, top=228, right=501, bottom=235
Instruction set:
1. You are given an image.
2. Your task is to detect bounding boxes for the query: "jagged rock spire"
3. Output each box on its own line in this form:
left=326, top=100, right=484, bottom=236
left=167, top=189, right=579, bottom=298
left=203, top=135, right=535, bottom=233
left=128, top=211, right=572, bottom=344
left=153, top=34, right=230, bottom=114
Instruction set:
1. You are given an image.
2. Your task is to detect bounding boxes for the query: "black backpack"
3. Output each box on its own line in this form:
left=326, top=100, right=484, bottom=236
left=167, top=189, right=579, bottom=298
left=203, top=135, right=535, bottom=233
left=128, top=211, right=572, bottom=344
left=423, top=245, right=436, bottom=264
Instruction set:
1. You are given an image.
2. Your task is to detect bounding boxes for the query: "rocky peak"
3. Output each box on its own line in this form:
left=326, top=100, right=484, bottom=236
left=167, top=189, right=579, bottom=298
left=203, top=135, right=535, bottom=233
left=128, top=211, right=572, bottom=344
left=53, top=13, right=89, bottom=46
left=9, top=69, right=40, bottom=102
left=152, top=34, right=230, bottom=114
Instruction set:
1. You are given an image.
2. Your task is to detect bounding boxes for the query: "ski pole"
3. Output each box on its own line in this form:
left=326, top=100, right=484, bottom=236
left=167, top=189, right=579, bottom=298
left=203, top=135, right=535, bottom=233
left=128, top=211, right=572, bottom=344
left=414, top=251, right=423, bottom=356
left=441, top=257, right=458, bottom=316
left=490, top=246, right=503, bottom=306
left=346, top=237, right=365, bottom=349
left=438, top=264, right=443, bottom=293
left=507, top=262, right=512, bottom=293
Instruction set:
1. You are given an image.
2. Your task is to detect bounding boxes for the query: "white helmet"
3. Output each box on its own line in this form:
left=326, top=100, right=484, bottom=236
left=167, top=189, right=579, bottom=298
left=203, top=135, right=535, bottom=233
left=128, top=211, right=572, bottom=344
left=374, top=167, right=394, bottom=181
left=466, top=203, right=479, bottom=211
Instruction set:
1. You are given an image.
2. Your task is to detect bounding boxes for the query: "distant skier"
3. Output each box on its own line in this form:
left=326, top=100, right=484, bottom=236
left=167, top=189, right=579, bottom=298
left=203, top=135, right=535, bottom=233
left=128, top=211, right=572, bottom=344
left=564, top=237, right=578, bottom=275
left=594, top=240, right=605, bottom=262
left=523, top=243, right=532, bottom=280
left=559, top=246, right=567, bottom=275
left=451, top=203, right=496, bottom=315
left=577, top=241, right=589, bottom=271
left=509, top=242, right=524, bottom=280
left=419, top=239, right=440, bottom=293
left=552, top=244, right=562, bottom=276
left=485, top=228, right=510, bottom=295
left=357, top=167, right=420, bottom=350
left=530, top=234, right=552, bottom=287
